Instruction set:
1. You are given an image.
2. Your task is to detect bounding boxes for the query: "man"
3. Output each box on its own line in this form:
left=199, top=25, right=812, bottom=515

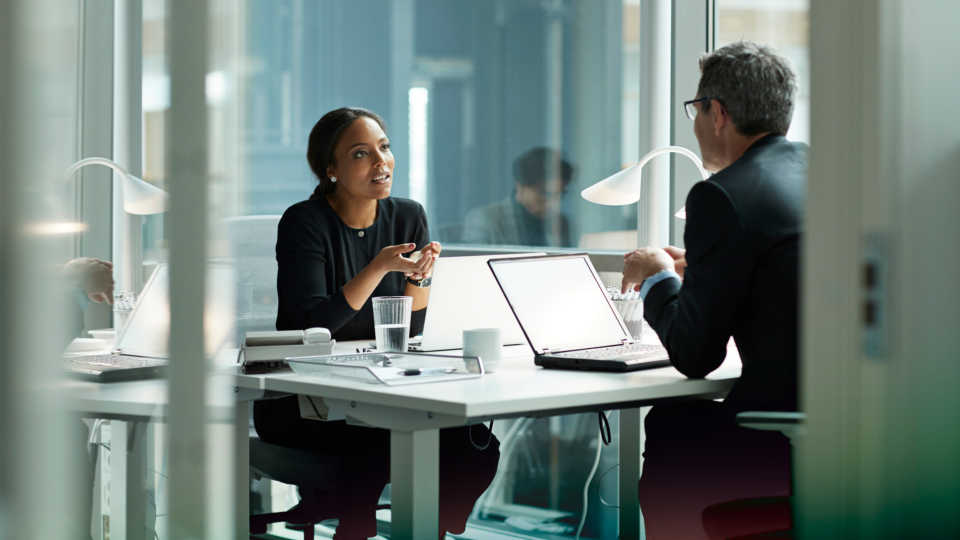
left=61, top=256, right=115, bottom=344
left=462, top=147, right=574, bottom=247
left=60, top=257, right=114, bottom=540
left=622, top=41, right=807, bottom=539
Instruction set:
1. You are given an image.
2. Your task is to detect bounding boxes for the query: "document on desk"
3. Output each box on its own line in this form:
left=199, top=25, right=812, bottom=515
left=286, top=352, right=484, bottom=386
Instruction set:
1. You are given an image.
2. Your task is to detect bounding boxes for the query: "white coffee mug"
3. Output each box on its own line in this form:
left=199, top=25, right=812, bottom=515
left=463, top=328, right=502, bottom=374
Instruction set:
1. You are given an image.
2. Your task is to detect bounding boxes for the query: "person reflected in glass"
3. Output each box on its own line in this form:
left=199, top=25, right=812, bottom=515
left=462, top=147, right=574, bottom=247
left=58, top=257, right=114, bottom=540
left=253, top=107, right=500, bottom=540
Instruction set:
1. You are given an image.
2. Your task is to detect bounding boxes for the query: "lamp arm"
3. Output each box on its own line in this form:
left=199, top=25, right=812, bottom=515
left=634, top=146, right=710, bottom=248
left=636, top=146, right=710, bottom=181
left=63, top=157, right=131, bottom=183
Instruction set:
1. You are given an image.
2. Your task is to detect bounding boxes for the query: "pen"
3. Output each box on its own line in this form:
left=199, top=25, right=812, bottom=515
left=400, top=366, right=456, bottom=376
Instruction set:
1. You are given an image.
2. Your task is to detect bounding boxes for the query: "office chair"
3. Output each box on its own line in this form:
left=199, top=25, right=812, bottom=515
left=225, top=215, right=284, bottom=346
left=249, top=427, right=341, bottom=538
left=224, top=216, right=335, bottom=538
left=701, top=412, right=806, bottom=540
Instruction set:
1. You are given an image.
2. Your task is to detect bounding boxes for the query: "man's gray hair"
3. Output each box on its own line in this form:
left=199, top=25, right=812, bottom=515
left=698, top=41, right=799, bottom=137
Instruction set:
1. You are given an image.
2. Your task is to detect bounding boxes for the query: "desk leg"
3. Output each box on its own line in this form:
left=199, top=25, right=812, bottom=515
left=235, top=403, right=250, bottom=538
left=110, top=420, right=148, bottom=540
left=619, top=407, right=647, bottom=540
left=390, top=429, right=440, bottom=540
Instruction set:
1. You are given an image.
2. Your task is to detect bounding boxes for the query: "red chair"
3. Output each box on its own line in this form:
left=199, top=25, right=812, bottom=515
left=701, top=412, right=805, bottom=540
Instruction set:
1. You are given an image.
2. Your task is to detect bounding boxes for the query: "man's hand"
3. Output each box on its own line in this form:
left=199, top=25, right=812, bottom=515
left=622, top=247, right=675, bottom=294
left=63, top=257, right=115, bottom=304
left=663, top=246, right=687, bottom=280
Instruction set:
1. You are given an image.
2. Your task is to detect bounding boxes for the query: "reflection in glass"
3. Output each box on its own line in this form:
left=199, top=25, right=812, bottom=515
left=463, top=147, right=575, bottom=247
left=240, top=0, right=641, bottom=251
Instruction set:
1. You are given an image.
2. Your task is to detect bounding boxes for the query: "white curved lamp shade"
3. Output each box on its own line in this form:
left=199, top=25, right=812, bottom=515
left=64, top=157, right=169, bottom=215
left=580, top=162, right=643, bottom=206
left=121, top=173, right=170, bottom=215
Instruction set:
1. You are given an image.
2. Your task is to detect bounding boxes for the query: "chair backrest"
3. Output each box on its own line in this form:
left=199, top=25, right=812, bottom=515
left=225, top=215, right=282, bottom=345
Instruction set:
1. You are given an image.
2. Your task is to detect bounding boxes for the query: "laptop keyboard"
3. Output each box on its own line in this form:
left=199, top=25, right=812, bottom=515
left=68, top=355, right=168, bottom=369
left=552, top=343, right=665, bottom=359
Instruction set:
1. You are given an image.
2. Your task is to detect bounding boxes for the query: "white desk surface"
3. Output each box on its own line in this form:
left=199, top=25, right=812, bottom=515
left=62, top=340, right=742, bottom=423
left=236, top=340, right=743, bottom=422
left=62, top=347, right=242, bottom=422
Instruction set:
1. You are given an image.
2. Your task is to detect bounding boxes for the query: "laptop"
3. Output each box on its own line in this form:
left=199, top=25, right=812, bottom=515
left=65, top=263, right=235, bottom=382
left=409, top=254, right=544, bottom=351
left=488, top=253, right=671, bottom=372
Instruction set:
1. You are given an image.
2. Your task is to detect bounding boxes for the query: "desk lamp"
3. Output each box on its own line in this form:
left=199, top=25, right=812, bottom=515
left=64, top=157, right=169, bottom=214
left=64, top=157, right=169, bottom=327
left=581, top=146, right=707, bottom=247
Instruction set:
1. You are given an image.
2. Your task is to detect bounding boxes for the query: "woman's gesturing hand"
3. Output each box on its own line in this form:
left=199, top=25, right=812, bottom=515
left=405, top=241, right=441, bottom=280
left=373, top=242, right=439, bottom=279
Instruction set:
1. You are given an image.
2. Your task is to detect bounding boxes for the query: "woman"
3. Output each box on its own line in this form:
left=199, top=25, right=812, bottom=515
left=254, top=108, right=499, bottom=540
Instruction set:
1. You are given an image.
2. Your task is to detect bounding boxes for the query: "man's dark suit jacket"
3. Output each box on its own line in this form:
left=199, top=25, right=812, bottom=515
left=643, top=134, right=807, bottom=422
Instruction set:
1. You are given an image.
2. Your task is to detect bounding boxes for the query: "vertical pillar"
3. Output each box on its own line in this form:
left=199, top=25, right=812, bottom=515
left=670, top=0, right=712, bottom=247
left=112, top=0, right=144, bottom=299
left=637, top=0, right=672, bottom=249
left=78, top=0, right=115, bottom=331
left=390, top=429, right=440, bottom=540
left=167, top=0, right=209, bottom=537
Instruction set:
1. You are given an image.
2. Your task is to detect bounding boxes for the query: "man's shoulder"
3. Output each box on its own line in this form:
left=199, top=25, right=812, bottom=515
left=707, top=138, right=807, bottom=204
left=690, top=137, right=806, bottom=247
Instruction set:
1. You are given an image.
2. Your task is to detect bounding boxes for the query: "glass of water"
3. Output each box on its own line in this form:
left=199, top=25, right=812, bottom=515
left=372, top=296, right=413, bottom=352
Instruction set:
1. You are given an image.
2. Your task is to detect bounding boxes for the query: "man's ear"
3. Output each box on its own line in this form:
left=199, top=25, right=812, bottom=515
left=711, top=99, right=726, bottom=137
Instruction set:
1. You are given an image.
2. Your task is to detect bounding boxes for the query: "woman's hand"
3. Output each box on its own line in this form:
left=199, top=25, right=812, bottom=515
left=404, top=241, right=441, bottom=280
left=373, top=243, right=433, bottom=277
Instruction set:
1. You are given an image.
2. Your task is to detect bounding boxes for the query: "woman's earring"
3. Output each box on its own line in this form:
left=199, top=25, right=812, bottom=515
left=330, top=176, right=337, bottom=183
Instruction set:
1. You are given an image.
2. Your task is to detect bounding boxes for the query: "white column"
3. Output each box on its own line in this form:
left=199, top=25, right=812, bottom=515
left=637, top=0, right=672, bottom=248
left=167, top=0, right=209, bottom=537
left=390, top=429, right=440, bottom=540
left=112, top=0, right=144, bottom=301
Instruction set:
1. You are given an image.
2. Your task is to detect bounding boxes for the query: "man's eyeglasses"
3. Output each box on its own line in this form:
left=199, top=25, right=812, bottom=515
left=683, top=97, right=711, bottom=120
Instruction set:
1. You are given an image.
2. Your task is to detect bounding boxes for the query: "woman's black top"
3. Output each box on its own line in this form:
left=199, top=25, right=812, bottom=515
left=275, top=195, right=429, bottom=340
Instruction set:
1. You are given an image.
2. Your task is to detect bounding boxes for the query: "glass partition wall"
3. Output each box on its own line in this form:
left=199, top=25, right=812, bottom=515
left=716, top=0, right=810, bottom=143
left=1, top=1, right=816, bottom=539
left=237, top=1, right=639, bottom=538
left=241, top=0, right=642, bottom=252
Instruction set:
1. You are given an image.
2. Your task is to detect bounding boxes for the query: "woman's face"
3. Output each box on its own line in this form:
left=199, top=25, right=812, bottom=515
left=327, top=117, right=394, bottom=201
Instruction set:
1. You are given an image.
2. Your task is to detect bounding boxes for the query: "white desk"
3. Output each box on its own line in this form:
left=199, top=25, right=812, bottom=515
left=63, top=366, right=239, bottom=540
left=235, top=341, right=742, bottom=540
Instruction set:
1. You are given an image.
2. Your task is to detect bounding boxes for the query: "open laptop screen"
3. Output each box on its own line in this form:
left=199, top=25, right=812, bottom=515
left=489, top=255, right=629, bottom=353
left=114, top=265, right=171, bottom=357
left=114, top=264, right=236, bottom=358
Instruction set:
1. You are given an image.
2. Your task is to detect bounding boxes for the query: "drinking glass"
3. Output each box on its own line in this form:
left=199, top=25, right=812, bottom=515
left=372, top=296, right=413, bottom=352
